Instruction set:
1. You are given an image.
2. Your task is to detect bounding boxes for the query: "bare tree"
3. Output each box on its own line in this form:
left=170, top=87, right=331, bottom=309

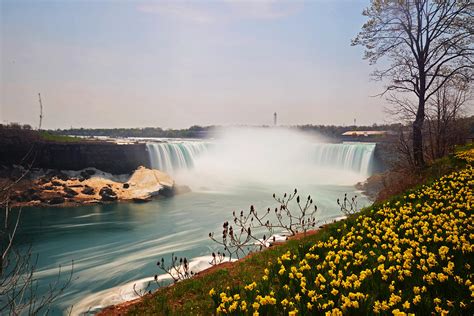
left=155, top=254, right=194, bottom=284
left=426, top=77, right=471, bottom=160
left=38, top=93, right=43, bottom=132
left=209, top=189, right=319, bottom=260
left=353, top=0, right=473, bottom=168
left=337, top=194, right=359, bottom=216
left=0, top=158, right=72, bottom=315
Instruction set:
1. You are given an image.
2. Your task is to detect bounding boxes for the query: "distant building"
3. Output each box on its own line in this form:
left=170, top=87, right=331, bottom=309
left=341, top=130, right=398, bottom=143
left=342, top=130, right=390, bottom=137
left=342, top=131, right=390, bottom=137
left=274, top=112, right=277, bottom=126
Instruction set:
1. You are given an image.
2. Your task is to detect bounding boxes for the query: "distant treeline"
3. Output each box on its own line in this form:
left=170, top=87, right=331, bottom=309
left=50, top=125, right=213, bottom=138
left=295, top=123, right=403, bottom=140
left=48, top=123, right=407, bottom=140
left=4, top=119, right=473, bottom=141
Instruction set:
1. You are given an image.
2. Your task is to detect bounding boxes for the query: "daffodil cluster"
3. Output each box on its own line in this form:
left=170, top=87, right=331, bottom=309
left=210, top=162, right=473, bottom=315
left=455, top=148, right=474, bottom=163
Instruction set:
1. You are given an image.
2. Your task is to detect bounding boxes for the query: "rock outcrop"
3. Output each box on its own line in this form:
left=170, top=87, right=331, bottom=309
left=124, top=166, right=174, bottom=200
left=4, top=166, right=180, bottom=207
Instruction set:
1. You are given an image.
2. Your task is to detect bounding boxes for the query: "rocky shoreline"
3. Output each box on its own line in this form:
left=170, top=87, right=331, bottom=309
left=355, top=173, right=385, bottom=202
left=2, top=166, right=189, bottom=208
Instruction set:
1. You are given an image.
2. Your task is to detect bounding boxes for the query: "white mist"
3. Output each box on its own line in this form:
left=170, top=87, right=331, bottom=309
left=172, top=127, right=375, bottom=189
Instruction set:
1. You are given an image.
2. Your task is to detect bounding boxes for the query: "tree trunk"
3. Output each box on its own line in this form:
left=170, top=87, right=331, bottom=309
left=413, top=98, right=425, bottom=168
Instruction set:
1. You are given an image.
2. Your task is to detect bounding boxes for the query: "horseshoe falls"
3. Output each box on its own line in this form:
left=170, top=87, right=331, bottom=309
left=146, top=139, right=375, bottom=180
left=312, top=142, right=375, bottom=176
left=146, top=142, right=209, bottom=172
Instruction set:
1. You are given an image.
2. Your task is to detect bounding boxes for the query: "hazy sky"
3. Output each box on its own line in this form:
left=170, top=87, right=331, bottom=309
left=1, top=0, right=389, bottom=129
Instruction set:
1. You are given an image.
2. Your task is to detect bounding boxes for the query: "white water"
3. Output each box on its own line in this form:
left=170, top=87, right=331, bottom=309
left=146, top=142, right=209, bottom=172
left=73, top=255, right=237, bottom=314
left=147, top=128, right=376, bottom=187
left=312, top=142, right=375, bottom=176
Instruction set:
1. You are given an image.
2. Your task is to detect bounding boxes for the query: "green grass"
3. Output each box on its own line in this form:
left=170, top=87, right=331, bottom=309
left=423, top=143, right=472, bottom=179
left=39, top=131, right=83, bottom=143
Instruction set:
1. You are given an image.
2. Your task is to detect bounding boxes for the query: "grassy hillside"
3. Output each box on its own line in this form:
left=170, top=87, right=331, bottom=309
left=39, top=131, right=83, bottom=143
left=122, top=147, right=473, bottom=316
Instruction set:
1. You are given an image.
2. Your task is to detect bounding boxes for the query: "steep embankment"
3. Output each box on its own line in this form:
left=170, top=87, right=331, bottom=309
left=101, top=147, right=473, bottom=315
left=0, top=129, right=150, bottom=174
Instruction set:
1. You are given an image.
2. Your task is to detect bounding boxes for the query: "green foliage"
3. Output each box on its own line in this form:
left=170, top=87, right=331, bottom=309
left=49, top=126, right=212, bottom=139
left=39, top=131, right=82, bottom=143
left=49, top=122, right=405, bottom=140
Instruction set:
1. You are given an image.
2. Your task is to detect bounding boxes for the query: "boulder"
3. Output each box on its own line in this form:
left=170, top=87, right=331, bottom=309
left=69, top=184, right=84, bottom=188
left=132, top=197, right=152, bottom=203
left=84, top=199, right=102, bottom=205
left=99, top=186, right=117, bottom=201
left=22, top=188, right=38, bottom=201
left=51, top=180, right=62, bottom=187
left=101, top=193, right=117, bottom=202
left=99, top=186, right=116, bottom=196
left=57, top=172, right=69, bottom=181
left=158, top=186, right=175, bottom=198
left=124, top=166, right=175, bottom=200
left=81, top=186, right=95, bottom=195
left=123, top=183, right=130, bottom=189
left=37, top=177, right=50, bottom=185
left=84, top=169, right=96, bottom=176
left=80, top=171, right=91, bottom=180
left=49, top=196, right=65, bottom=205
left=64, top=186, right=78, bottom=196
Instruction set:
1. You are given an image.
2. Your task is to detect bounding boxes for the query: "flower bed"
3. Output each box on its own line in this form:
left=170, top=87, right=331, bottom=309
left=211, top=163, right=473, bottom=315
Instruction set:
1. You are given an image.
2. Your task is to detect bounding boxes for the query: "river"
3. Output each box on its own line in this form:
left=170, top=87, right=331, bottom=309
left=14, top=128, right=376, bottom=314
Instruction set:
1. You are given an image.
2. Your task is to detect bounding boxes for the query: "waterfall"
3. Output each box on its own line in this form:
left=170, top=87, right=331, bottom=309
left=147, top=140, right=375, bottom=177
left=146, top=142, right=209, bottom=172
left=313, top=142, right=375, bottom=176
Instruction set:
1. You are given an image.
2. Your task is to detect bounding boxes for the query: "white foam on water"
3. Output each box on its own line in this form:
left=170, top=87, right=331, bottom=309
left=71, top=255, right=236, bottom=315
